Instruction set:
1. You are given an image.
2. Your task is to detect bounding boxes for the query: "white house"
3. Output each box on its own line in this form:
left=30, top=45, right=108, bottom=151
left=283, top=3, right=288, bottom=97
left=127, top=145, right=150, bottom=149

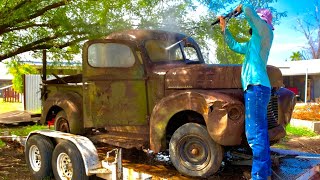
left=269, top=59, right=320, bottom=103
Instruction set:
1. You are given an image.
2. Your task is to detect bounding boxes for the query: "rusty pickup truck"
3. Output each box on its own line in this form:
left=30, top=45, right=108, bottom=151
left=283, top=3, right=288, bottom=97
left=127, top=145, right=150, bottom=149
left=39, top=29, right=295, bottom=177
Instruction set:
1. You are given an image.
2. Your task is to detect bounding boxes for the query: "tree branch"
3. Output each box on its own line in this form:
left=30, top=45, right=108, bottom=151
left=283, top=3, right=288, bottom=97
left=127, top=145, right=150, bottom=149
left=0, top=23, right=57, bottom=35
left=0, top=1, right=69, bottom=30
left=0, top=33, right=88, bottom=61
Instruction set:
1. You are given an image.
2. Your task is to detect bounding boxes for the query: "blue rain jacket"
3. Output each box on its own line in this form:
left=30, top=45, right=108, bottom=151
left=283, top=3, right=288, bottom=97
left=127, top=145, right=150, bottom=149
left=225, top=4, right=273, bottom=91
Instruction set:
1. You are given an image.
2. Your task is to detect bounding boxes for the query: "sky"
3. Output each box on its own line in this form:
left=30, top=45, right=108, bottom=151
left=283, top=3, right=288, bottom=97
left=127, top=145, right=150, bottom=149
left=268, top=0, right=316, bottom=64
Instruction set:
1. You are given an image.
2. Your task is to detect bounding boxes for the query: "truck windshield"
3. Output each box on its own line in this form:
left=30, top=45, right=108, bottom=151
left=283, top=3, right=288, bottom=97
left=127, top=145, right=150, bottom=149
left=145, top=40, right=200, bottom=64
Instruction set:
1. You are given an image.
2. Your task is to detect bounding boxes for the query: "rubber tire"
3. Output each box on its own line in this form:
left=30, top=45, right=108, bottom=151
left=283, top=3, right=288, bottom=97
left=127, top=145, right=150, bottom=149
left=54, top=110, right=70, bottom=133
left=52, top=141, right=88, bottom=180
left=25, top=135, right=54, bottom=180
left=169, top=123, right=223, bottom=177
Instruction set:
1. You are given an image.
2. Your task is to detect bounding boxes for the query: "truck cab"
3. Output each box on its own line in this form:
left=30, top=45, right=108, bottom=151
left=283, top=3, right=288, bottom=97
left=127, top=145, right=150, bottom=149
left=40, top=29, right=296, bottom=177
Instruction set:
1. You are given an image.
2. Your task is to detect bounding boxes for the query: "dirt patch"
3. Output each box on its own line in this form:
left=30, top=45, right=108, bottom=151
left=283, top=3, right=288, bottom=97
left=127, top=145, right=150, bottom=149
left=273, top=135, right=320, bottom=154
left=0, top=140, right=32, bottom=180
left=0, top=135, right=320, bottom=180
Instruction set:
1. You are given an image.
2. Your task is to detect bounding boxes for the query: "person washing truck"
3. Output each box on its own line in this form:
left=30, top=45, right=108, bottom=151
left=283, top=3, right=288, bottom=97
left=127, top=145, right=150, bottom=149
left=218, top=4, right=274, bottom=180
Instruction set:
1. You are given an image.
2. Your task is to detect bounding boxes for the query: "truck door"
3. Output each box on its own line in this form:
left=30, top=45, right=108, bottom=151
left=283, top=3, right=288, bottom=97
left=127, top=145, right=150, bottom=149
left=82, top=40, right=148, bottom=128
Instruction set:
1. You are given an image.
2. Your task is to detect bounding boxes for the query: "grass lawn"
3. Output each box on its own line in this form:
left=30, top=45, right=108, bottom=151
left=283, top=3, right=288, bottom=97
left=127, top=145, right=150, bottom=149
left=0, top=98, right=23, bottom=114
left=0, top=124, right=50, bottom=136
left=285, top=124, right=318, bottom=137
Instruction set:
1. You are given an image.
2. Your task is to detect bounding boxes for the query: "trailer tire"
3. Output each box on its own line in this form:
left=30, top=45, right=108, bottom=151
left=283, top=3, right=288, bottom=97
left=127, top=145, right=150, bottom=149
left=52, top=141, right=88, bottom=180
left=169, top=123, right=223, bottom=177
left=55, top=110, right=70, bottom=133
left=25, top=135, right=54, bottom=179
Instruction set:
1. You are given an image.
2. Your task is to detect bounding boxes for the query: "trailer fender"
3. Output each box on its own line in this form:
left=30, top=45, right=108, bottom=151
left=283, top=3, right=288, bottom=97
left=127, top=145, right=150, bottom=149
left=26, top=130, right=100, bottom=176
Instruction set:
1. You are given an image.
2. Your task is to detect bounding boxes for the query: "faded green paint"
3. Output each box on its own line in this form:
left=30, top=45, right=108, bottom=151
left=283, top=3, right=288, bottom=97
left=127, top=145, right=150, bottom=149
left=41, top=29, right=295, bottom=151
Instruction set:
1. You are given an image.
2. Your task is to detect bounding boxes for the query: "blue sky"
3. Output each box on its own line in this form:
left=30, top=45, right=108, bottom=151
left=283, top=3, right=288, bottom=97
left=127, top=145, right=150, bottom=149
left=268, top=0, right=316, bottom=63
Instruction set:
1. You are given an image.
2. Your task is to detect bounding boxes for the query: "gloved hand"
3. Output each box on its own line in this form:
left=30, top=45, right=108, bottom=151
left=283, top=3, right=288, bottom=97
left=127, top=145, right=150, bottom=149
left=218, top=16, right=226, bottom=32
left=236, top=4, right=243, bottom=13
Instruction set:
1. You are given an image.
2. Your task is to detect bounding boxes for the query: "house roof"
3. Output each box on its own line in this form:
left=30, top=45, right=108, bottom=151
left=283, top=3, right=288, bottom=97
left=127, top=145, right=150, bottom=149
left=269, top=59, right=320, bottom=76
left=0, top=85, right=12, bottom=90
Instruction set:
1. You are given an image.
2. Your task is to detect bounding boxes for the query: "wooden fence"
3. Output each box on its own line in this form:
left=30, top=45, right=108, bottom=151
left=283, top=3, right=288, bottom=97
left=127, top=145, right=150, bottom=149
left=2, top=86, right=21, bottom=103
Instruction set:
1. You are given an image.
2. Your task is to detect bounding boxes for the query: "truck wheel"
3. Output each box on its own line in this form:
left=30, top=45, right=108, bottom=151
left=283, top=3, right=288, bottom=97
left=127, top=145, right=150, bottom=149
left=52, top=141, right=88, bottom=180
left=55, top=110, right=70, bottom=133
left=25, top=135, right=54, bottom=179
left=169, top=123, right=223, bottom=177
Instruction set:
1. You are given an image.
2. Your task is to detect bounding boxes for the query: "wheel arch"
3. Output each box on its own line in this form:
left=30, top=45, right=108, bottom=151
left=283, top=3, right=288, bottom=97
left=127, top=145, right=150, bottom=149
left=26, top=130, right=100, bottom=176
left=149, top=91, right=209, bottom=153
left=41, top=91, right=83, bottom=134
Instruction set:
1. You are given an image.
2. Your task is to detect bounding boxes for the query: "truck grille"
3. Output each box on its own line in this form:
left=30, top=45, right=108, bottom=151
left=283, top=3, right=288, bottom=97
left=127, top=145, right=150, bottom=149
left=267, top=95, right=279, bottom=129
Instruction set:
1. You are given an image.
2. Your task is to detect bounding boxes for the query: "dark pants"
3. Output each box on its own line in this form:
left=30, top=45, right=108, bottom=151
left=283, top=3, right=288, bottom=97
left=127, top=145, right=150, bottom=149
left=244, top=85, right=271, bottom=180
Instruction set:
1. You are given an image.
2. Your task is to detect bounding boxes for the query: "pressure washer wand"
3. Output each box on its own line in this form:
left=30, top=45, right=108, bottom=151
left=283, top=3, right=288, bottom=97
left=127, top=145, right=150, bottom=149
left=211, top=10, right=242, bottom=26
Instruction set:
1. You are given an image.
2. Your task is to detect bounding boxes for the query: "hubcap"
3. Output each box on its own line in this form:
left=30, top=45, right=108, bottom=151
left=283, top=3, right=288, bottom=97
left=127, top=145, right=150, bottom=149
left=29, top=145, right=41, bottom=172
left=178, top=136, right=210, bottom=171
left=57, top=153, right=73, bottom=179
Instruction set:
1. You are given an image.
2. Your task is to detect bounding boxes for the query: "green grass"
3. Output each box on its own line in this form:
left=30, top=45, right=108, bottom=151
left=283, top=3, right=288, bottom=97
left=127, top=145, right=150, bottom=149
left=0, top=98, right=23, bottom=113
left=0, top=124, right=49, bottom=136
left=285, top=124, right=318, bottom=137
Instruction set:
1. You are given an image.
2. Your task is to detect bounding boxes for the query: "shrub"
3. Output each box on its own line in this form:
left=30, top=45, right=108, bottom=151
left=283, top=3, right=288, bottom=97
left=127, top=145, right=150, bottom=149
left=292, top=103, right=320, bottom=121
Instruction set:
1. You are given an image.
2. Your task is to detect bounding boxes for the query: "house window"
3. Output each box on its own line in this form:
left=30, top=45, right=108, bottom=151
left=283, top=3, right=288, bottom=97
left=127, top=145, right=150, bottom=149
left=88, top=43, right=135, bottom=67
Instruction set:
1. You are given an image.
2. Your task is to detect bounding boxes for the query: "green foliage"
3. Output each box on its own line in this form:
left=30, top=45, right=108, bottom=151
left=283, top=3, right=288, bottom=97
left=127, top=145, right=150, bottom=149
left=285, top=124, right=317, bottom=137
left=10, top=125, right=49, bottom=136
left=0, top=0, right=286, bottom=64
left=0, top=124, right=49, bottom=137
left=290, top=51, right=305, bottom=61
left=0, top=140, right=5, bottom=148
left=5, top=60, right=37, bottom=93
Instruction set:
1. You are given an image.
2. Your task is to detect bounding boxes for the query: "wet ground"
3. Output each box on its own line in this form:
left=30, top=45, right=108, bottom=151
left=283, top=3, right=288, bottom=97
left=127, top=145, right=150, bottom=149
left=1, top=136, right=320, bottom=180
left=1, top=116, right=320, bottom=179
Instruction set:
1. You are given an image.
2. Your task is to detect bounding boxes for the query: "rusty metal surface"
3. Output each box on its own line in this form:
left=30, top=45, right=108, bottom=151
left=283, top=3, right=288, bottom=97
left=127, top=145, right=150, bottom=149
left=44, top=74, right=82, bottom=84
left=41, top=29, right=295, bottom=155
left=277, top=87, right=296, bottom=126
left=165, top=65, right=282, bottom=90
left=41, top=91, right=83, bottom=134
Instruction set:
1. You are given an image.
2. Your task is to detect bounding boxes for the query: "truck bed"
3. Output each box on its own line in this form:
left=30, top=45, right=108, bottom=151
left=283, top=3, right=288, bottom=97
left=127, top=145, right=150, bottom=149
left=44, top=74, right=82, bottom=84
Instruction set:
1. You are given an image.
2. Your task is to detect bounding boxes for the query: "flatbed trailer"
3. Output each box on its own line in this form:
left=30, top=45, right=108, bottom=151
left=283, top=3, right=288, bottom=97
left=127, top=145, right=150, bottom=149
left=24, top=130, right=320, bottom=180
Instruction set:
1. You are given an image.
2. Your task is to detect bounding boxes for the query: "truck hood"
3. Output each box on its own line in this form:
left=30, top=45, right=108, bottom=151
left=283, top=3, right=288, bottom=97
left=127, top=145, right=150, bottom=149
left=163, top=64, right=283, bottom=89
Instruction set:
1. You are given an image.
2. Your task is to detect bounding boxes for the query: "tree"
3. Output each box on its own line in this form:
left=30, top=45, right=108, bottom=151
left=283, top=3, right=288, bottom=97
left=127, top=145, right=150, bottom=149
left=0, top=0, right=285, bottom=64
left=198, top=0, right=287, bottom=64
left=0, top=0, right=147, bottom=62
left=290, top=51, right=305, bottom=61
left=295, top=0, right=320, bottom=59
left=5, top=60, right=37, bottom=93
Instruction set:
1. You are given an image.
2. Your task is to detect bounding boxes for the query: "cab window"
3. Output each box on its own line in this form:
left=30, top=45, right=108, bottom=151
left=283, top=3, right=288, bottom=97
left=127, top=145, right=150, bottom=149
left=88, top=43, right=135, bottom=67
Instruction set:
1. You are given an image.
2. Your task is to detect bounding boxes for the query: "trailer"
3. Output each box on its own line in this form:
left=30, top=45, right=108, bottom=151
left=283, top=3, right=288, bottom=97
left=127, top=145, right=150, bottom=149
left=25, top=130, right=123, bottom=180
left=24, top=130, right=320, bottom=180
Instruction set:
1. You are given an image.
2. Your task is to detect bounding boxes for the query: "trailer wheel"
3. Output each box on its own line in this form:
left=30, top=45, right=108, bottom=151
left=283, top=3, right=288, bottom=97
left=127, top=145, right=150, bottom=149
left=55, top=110, right=70, bottom=133
left=25, top=135, right=54, bottom=179
left=52, top=141, right=88, bottom=180
left=169, top=123, right=223, bottom=177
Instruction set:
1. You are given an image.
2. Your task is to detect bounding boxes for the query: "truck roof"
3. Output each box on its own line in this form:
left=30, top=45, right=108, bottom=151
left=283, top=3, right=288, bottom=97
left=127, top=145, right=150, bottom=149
left=106, top=29, right=198, bottom=46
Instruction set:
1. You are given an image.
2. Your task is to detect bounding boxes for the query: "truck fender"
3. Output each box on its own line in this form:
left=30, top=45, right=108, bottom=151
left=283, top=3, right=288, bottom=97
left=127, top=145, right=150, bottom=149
left=149, top=91, right=209, bottom=153
left=41, top=92, right=84, bottom=134
left=26, top=130, right=100, bottom=176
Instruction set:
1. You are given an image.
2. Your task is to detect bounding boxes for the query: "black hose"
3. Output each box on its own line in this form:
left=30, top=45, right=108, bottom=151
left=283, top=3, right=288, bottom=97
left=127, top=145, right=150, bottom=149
left=211, top=10, right=242, bottom=26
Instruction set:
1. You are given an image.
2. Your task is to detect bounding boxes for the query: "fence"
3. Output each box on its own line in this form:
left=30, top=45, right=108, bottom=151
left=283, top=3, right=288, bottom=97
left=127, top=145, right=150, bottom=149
left=1, top=85, right=22, bottom=103
left=24, top=75, right=42, bottom=112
